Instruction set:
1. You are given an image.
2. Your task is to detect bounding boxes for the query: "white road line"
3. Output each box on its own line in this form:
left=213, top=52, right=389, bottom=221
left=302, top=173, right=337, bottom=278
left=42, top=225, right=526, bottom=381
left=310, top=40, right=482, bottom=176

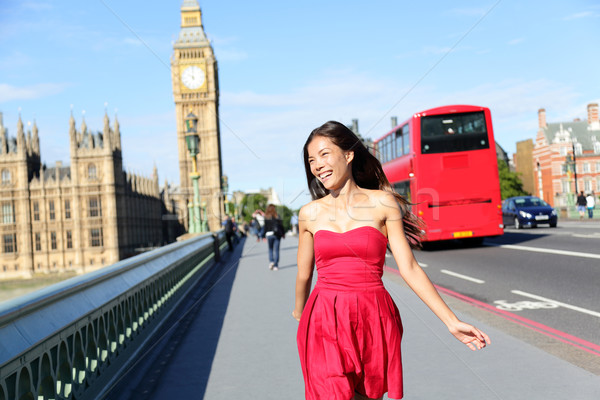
left=512, top=290, right=600, bottom=318
left=440, top=269, right=485, bottom=284
left=418, top=262, right=428, bottom=268
left=493, top=244, right=600, bottom=259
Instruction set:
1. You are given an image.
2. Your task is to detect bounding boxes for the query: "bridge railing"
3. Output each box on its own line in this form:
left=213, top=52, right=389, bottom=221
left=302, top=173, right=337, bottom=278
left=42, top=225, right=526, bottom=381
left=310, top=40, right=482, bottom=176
left=0, top=231, right=227, bottom=400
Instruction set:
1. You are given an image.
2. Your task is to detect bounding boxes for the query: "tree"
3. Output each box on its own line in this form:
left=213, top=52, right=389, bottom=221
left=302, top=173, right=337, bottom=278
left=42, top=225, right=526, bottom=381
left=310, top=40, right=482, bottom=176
left=239, top=193, right=267, bottom=223
left=497, top=159, right=529, bottom=199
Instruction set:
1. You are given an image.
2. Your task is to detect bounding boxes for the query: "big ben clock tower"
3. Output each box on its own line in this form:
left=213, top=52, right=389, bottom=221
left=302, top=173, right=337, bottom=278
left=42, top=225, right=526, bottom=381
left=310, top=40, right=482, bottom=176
left=172, top=0, right=223, bottom=232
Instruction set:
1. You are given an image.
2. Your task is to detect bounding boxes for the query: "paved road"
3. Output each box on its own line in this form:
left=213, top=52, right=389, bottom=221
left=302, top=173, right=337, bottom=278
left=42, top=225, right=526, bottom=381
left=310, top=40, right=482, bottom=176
left=107, top=233, right=599, bottom=399
left=394, top=221, right=600, bottom=353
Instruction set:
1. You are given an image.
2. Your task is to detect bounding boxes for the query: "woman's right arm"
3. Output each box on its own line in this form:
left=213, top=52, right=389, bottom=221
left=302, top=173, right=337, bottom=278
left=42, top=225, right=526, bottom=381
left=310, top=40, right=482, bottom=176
left=293, top=206, right=315, bottom=321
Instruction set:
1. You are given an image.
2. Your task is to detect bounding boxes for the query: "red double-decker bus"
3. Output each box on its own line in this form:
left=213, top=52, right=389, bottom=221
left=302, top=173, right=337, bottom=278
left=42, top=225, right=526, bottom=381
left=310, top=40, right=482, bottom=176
left=374, top=105, right=503, bottom=243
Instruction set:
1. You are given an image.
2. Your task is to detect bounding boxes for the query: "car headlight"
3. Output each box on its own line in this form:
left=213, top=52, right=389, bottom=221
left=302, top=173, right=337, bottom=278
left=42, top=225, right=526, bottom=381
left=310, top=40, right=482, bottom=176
left=551, top=209, right=557, bottom=216
left=519, top=210, right=532, bottom=218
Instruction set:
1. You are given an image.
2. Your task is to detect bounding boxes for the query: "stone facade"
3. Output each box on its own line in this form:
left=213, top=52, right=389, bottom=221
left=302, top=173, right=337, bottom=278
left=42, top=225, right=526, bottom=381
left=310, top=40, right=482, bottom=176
left=0, top=112, right=180, bottom=279
left=171, top=0, right=224, bottom=232
left=531, top=103, right=600, bottom=207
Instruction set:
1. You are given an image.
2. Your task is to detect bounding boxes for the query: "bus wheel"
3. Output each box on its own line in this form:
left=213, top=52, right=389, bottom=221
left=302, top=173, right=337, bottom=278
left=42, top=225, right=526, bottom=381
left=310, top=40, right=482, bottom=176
left=514, top=217, right=521, bottom=229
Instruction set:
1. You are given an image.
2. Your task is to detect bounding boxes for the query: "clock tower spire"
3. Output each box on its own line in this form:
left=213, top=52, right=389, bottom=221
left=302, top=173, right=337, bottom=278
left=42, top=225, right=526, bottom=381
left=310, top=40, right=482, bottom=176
left=172, top=0, right=223, bottom=232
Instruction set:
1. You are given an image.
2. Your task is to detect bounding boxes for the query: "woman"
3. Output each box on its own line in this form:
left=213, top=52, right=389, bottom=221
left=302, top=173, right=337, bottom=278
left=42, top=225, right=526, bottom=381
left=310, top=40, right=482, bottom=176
left=293, top=121, right=489, bottom=400
left=264, top=204, right=284, bottom=270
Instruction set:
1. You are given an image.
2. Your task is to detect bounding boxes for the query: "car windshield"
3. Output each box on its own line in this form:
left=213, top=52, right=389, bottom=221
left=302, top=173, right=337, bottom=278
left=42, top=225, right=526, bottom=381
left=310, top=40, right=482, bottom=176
left=514, top=197, right=549, bottom=207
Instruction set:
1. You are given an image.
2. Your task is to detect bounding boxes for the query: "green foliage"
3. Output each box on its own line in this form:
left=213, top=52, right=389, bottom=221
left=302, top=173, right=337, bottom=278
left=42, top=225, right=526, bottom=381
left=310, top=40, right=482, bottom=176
left=498, top=159, right=529, bottom=199
left=276, top=204, right=294, bottom=232
left=238, top=194, right=294, bottom=232
left=239, top=194, right=267, bottom=223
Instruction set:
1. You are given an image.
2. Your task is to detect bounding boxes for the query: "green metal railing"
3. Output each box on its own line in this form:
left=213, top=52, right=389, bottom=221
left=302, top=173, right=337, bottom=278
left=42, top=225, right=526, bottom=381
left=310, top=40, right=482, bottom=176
left=0, top=231, right=227, bottom=400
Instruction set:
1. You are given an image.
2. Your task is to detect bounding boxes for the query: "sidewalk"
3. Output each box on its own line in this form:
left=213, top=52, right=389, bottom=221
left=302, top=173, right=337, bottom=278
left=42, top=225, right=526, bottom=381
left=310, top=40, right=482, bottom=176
left=142, top=236, right=598, bottom=399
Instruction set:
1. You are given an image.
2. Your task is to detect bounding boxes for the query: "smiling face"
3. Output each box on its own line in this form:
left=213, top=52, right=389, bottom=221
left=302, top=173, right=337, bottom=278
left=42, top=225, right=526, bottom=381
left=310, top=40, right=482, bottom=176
left=306, top=135, right=354, bottom=191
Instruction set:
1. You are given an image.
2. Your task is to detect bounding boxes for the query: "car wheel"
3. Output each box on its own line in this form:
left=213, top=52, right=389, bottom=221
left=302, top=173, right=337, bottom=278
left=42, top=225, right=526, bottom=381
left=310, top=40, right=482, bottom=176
left=514, top=217, right=521, bottom=229
left=550, top=222, right=557, bottom=228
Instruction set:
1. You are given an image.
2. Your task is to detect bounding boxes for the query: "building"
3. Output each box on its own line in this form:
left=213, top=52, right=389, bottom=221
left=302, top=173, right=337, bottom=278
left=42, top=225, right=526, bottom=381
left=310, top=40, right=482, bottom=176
left=514, top=139, right=535, bottom=195
left=531, top=103, right=600, bottom=207
left=0, top=112, right=177, bottom=279
left=171, top=0, right=224, bottom=231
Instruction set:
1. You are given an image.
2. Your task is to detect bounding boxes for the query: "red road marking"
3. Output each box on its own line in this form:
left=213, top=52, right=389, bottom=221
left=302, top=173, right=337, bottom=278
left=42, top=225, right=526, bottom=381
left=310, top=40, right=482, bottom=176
left=384, top=266, right=600, bottom=357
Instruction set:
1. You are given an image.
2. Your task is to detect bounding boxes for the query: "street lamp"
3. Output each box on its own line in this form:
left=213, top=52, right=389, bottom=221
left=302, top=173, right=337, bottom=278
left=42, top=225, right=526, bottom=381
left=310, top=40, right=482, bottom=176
left=185, top=112, right=204, bottom=233
left=222, top=175, right=230, bottom=216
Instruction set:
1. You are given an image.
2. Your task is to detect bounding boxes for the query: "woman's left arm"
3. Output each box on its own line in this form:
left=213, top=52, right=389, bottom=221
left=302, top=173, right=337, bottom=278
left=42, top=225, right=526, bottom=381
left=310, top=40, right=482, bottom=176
left=381, top=192, right=490, bottom=350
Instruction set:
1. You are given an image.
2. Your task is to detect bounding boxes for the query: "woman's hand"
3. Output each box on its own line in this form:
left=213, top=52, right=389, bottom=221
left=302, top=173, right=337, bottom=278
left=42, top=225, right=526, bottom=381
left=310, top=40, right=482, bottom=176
left=292, top=310, right=302, bottom=322
left=447, top=320, right=491, bottom=351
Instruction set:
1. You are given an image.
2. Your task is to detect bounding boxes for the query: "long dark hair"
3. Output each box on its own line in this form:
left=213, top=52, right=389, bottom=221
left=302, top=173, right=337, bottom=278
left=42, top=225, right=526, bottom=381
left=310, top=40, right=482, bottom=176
left=303, top=121, right=423, bottom=248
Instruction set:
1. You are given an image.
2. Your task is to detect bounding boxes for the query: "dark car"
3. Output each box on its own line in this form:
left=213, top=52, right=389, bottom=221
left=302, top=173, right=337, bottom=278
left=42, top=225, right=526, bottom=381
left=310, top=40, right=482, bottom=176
left=502, top=196, right=558, bottom=229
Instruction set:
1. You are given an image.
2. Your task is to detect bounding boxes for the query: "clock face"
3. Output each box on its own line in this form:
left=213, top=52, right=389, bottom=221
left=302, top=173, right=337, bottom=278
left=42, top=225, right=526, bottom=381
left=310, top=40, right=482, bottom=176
left=181, top=66, right=205, bottom=90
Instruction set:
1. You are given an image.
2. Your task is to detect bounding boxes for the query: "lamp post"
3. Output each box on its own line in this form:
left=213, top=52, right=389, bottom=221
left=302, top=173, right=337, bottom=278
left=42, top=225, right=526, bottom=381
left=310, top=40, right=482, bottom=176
left=185, top=112, right=203, bottom=233
left=222, top=175, right=230, bottom=216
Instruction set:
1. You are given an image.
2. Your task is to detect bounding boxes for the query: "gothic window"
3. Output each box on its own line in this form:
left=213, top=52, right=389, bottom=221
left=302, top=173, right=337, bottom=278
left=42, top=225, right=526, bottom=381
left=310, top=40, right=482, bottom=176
left=89, top=197, right=102, bottom=217
left=3, top=233, right=17, bottom=253
left=33, top=201, right=40, bottom=221
left=66, top=231, right=73, bottom=249
left=90, top=228, right=103, bottom=247
left=1, top=169, right=10, bottom=185
left=49, top=200, right=55, bottom=220
left=1, top=202, right=15, bottom=224
left=574, top=143, right=583, bottom=156
left=50, top=232, right=57, bottom=250
left=88, top=163, right=97, bottom=179
left=64, top=200, right=71, bottom=219
left=34, top=233, right=41, bottom=251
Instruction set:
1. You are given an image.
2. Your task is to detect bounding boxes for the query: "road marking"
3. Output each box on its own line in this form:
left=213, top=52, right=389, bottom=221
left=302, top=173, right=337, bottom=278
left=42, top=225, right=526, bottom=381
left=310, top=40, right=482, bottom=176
left=571, top=233, right=600, bottom=239
left=493, top=299, right=558, bottom=311
left=512, top=290, right=600, bottom=318
left=418, top=262, right=428, bottom=268
left=440, top=269, right=485, bottom=284
left=433, top=285, right=600, bottom=356
left=493, top=244, right=600, bottom=259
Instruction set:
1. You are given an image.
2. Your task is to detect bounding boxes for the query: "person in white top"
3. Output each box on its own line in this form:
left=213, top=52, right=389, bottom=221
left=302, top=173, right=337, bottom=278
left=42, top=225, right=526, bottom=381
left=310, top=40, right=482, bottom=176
left=586, top=193, right=596, bottom=219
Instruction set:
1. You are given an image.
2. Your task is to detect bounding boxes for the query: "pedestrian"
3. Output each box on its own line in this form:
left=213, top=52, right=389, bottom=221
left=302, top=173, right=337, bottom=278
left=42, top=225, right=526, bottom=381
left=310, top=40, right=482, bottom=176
left=290, top=212, right=299, bottom=235
left=223, top=214, right=234, bottom=251
left=293, top=121, right=490, bottom=400
left=586, top=193, right=595, bottom=219
left=253, top=209, right=266, bottom=241
left=576, top=191, right=587, bottom=219
left=264, top=204, right=284, bottom=270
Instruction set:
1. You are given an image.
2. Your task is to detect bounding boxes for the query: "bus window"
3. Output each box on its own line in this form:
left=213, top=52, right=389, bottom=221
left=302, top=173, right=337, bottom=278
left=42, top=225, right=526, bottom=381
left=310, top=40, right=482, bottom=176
left=402, top=124, right=410, bottom=154
left=392, top=180, right=411, bottom=202
left=395, top=129, right=403, bottom=157
left=420, top=111, right=488, bottom=154
left=387, top=134, right=394, bottom=162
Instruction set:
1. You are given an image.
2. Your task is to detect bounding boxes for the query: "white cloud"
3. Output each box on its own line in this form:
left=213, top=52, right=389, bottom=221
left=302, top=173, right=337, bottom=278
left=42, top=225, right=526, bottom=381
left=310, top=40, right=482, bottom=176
left=216, top=72, right=586, bottom=208
left=563, top=11, right=595, bottom=20
left=508, top=38, right=524, bottom=45
left=0, top=82, right=68, bottom=103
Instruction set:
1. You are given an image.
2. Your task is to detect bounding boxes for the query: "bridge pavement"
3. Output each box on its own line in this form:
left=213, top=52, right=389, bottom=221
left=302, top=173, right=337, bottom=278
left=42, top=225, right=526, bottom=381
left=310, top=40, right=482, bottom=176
left=107, top=235, right=599, bottom=399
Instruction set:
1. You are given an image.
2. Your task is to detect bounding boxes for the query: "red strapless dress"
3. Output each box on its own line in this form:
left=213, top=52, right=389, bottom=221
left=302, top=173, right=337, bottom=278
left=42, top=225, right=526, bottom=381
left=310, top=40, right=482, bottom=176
left=297, top=226, right=403, bottom=400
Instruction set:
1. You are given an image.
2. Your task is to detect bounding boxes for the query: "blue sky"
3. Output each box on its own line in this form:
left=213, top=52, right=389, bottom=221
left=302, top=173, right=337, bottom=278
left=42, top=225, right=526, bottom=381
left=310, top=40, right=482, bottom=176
left=1, top=0, right=599, bottom=209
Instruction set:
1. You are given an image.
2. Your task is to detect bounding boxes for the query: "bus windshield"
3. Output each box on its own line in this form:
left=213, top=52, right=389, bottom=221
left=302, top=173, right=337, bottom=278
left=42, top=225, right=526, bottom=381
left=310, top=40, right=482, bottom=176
left=421, top=111, right=489, bottom=154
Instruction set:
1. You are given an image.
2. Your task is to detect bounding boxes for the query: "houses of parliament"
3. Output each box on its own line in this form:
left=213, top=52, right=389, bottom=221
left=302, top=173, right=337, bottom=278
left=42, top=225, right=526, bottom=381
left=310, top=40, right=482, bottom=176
left=0, top=0, right=224, bottom=279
